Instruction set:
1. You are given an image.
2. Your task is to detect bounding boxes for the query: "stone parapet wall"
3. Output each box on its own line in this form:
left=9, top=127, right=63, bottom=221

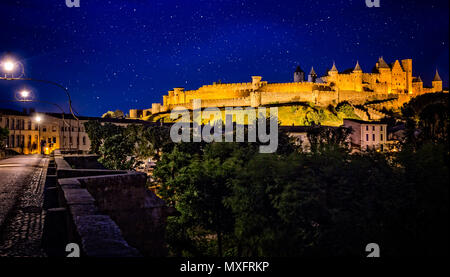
left=43, top=155, right=172, bottom=257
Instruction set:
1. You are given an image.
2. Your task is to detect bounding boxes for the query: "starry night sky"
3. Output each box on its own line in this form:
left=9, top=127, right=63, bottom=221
left=0, top=0, right=448, bottom=116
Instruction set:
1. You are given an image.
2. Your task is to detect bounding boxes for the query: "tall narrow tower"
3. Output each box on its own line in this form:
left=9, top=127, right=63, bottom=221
left=353, top=61, right=363, bottom=92
left=432, top=69, right=443, bottom=92
left=308, top=67, right=317, bottom=83
left=294, top=66, right=305, bottom=82
left=401, top=59, right=413, bottom=94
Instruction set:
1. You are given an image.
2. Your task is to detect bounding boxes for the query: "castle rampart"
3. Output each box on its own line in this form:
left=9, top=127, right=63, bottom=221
left=129, top=57, right=445, bottom=120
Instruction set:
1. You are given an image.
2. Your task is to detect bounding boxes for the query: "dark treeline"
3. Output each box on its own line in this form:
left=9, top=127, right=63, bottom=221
left=84, top=93, right=449, bottom=257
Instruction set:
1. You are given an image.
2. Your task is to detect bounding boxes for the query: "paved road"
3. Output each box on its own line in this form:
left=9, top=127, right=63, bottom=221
left=0, top=155, right=47, bottom=257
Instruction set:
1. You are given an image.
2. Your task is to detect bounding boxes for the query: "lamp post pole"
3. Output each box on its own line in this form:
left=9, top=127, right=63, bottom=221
left=0, top=58, right=79, bottom=120
left=38, top=121, right=41, bottom=154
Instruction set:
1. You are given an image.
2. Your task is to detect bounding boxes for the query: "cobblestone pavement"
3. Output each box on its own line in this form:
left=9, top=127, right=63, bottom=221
left=0, top=155, right=47, bottom=257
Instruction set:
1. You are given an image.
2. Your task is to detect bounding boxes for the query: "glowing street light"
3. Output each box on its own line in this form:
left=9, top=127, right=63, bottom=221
left=20, top=89, right=30, bottom=98
left=0, top=56, right=78, bottom=122
left=2, top=60, right=15, bottom=72
left=34, top=115, right=43, bottom=154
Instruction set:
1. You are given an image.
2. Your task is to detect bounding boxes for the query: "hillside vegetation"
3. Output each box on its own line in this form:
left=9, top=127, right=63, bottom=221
left=144, top=102, right=362, bottom=126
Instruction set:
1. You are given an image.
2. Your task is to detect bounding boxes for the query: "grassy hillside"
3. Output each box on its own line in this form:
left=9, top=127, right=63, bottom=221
left=143, top=102, right=362, bottom=126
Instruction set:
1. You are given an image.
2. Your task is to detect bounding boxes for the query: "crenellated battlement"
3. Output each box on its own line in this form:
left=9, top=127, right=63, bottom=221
left=129, top=57, right=445, bottom=118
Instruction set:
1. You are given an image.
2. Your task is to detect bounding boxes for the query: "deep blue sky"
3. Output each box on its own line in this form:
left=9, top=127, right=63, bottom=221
left=0, top=0, right=448, bottom=116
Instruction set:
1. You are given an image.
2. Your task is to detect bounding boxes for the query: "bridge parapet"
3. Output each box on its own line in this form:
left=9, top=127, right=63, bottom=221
left=42, top=155, right=172, bottom=257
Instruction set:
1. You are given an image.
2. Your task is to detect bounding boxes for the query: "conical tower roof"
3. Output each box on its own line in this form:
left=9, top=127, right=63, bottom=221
left=414, top=76, right=423, bottom=82
left=330, top=61, right=338, bottom=72
left=353, top=60, right=362, bottom=72
left=309, top=66, right=317, bottom=76
left=295, top=65, right=304, bottom=73
left=433, top=69, right=442, bottom=81
left=377, top=56, right=389, bottom=68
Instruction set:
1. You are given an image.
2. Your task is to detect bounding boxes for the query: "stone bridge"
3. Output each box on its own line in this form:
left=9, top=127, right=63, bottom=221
left=41, top=151, right=174, bottom=257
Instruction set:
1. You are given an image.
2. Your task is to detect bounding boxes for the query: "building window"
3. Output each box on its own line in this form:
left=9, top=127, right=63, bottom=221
left=373, top=134, right=375, bottom=141
left=43, top=126, right=47, bottom=132
left=52, top=126, right=57, bottom=132
left=380, top=126, right=383, bottom=131
left=380, top=134, right=383, bottom=141
left=53, top=137, right=56, bottom=143
left=366, top=134, right=369, bottom=141
left=28, top=121, right=31, bottom=130
left=372, top=126, right=375, bottom=131
left=82, top=136, right=86, bottom=145
left=11, top=119, right=14, bottom=130
left=366, top=125, right=368, bottom=131
left=11, top=135, right=14, bottom=147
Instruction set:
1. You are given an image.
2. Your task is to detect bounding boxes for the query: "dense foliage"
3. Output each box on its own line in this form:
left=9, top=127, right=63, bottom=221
left=84, top=121, right=174, bottom=170
left=152, top=94, right=448, bottom=257
left=85, top=93, right=449, bottom=256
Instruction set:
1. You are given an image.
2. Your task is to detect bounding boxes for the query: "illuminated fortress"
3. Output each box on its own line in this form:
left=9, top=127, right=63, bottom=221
left=129, top=57, right=444, bottom=118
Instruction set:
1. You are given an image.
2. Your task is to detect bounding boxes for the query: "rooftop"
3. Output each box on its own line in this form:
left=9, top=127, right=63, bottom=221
left=343, top=118, right=387, bottom=125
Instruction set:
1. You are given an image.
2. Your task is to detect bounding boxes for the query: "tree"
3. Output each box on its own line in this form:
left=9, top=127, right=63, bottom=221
left=98, top=133, right=140, bottom=170
left=84, top=121, right=103, bottom=154
left=306, top=125, right=352, bottom=153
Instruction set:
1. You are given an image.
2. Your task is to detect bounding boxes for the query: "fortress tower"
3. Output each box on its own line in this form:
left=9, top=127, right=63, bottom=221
left=327, top=62, right=338, bottom=82
left=432, top=69, right=443, bottom=92
left=401, top=59, right=413, bottom=94
left=308, top=67, right=317, bottom=83
left=376, top=57, right=392, bottom=93
left=353, top=61, right=363, bottom=92
left=412, top=76, right=424, bottom=94
left=294, top=66, right=305, bottom=82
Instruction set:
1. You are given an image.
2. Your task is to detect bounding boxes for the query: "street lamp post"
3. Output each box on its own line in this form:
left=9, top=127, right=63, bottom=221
left=0, top=57, right=79, bottom=121
left=35, top=115, right=42, bottom=154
